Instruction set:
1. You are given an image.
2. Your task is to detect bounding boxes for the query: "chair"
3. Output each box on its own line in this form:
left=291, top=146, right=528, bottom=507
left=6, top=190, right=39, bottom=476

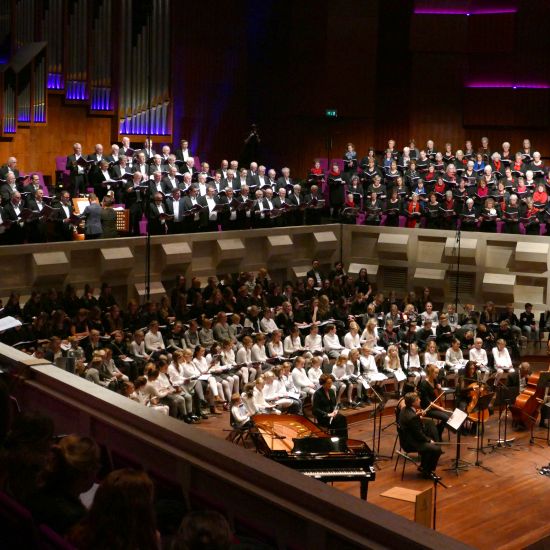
left=225, top=410, right=253, bottom=447
left=38, top=524, right=77, bottom=549
left=393, top=425, right=420, bottom=480
left=0, top=490, right=39, bottom=549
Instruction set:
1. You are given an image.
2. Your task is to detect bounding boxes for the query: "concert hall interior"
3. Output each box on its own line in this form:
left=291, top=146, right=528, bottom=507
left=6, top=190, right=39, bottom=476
left=2, top=1, right=550, bottom=549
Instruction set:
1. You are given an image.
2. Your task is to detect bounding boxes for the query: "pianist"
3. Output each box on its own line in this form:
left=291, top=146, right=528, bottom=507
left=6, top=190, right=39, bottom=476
left=312, top=374, right=348, bottom=440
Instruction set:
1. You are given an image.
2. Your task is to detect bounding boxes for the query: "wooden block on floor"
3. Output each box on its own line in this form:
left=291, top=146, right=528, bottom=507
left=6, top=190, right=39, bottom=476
left=413, top=268, right=446, bottom=287
left=377, top=233, right=409, bottom=255
left=100, top=247, right=134, bottom=273
left=266, top=235, right=294, bottom=256
left=444, top=237, right=477, bottom=258
left=313, top=231, right=338, bottom=250
left=216, top=238, right=245, bottom=261
left=515, top=241, right=549, bottom=263
left=134, top=281, right=166, bottom=301
left=482, top=273, right=516, bottom=293
left=161, top=242, right=192, bottom=266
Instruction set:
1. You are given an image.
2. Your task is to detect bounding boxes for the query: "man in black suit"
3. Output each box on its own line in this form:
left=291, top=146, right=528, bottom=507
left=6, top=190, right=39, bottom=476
left=235, top=185, right=253, bottom=229
left=89, top=159, right=113, bottom=202
left=223, top=169, right=240, bottom=192
left=306, top=260, right=325, bottom=287
left=0, top=157, right=21, bottom=180
left=182, top=185, right=202, bottom=233
left=109, top=156, right=131, bottom=204
left=141, top=138, right=156, bottom=161
left=174, top=139, right=191, bottom=162
left=272, top=188, right=290, bottom=227
left=215, top=159, right=229, bottom=179
left=148, top=192, right=169, bottom=235
left=182, top=157, right=197, bottom=180
left=399, top=392, right=442, bottom=478
left=288, top=184, right=305, bottom=226
left=304, top=184, right=323, bottom=225
left=105, top=144, right=121, bottom=164
left=65, top=143, right=89, bottom=197
left=252, top=165, right=268, bottom=190
left=133, top=152, right=148, bottom=180
left=26, top=188, right=48, bottom=243
left=0, top=173, right=20, bottom=206
left=276, top=166, right=293, bottom=193
left=197, top=185, right=219, bottom=232
left=23, top=174, right=43, bottom=202
left=123, top=172, right=145, bottom=236
left=217, top=187, right=239, bottom=231
left=312, top=374, right=348, bottom=439
left=162, top=166, right=182, bottom=195
left=55, top=191, right=76, bottom=241
left=3, top=191, right=26, bottom=244
left=147, top=154, right=164, bottom=177
left=165, top=188, right=185, bottom=234
left=149, top=171, right=165, bottom=197
left=211, top=172, right=225, bottom=195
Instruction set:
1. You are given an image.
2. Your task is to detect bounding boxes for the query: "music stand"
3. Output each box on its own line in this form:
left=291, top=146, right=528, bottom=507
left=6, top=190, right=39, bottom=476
left=487, top=384, right=517, bottom=451
left=468, top=392, right=495, bottom=472
left=443, top=408, right=473, bottom=475
left=369, top=384, right=391, bottom=465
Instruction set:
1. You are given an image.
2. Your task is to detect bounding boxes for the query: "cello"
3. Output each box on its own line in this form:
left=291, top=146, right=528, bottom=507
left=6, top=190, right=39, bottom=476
left=510, top=368, right=548, bottom=430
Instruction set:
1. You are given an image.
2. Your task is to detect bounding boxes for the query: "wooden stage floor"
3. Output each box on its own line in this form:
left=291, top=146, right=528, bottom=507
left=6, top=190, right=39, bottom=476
left=196, top=354, right=550, bottom=550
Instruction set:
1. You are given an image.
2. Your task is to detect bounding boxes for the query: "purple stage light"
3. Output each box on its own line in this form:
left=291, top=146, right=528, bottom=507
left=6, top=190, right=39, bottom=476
left=414, top=8, right=517, bottom=14
left=466, top=81, right=550, bottom=89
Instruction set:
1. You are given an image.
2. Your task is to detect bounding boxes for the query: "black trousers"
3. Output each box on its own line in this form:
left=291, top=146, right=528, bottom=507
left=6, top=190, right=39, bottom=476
left=416, top=440, right=442, bottom=473
left=425, top=409, right=451, bottom=439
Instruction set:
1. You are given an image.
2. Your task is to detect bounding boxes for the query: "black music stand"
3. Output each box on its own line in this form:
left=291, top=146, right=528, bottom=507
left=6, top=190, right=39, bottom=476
left=468, top=392, right=495, bottom=472
left=443, top=408, right=473, bottom=475
left=431, top=473, right=448, bottom=531
left=487, top=384, right=518, bottom=452
left=369, top=384, right=391, bottom=465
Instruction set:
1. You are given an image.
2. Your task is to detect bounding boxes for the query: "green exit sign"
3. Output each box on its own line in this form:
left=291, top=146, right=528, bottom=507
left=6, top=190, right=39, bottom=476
left=325, top=109, right=338, bottom=118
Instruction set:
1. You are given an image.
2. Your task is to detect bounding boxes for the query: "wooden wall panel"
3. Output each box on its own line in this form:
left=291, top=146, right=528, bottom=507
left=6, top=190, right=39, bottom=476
left=0, top=94, right=112, bottom=178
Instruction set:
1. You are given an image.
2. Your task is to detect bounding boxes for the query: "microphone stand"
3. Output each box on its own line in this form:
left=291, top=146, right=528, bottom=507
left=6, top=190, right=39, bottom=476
left=431, top=473, right=447, bottom=531
left=369, top=384, right=391, bottom=464
left=487, top=383, right=517, bottom=451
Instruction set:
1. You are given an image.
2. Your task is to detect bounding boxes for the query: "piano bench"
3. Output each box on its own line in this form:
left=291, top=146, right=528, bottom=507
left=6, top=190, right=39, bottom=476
left=394, top=449, right=420, bottom=480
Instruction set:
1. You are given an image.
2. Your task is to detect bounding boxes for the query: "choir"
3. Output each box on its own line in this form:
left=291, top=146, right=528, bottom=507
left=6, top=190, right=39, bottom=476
left=0, top=136, right=548, bottom=244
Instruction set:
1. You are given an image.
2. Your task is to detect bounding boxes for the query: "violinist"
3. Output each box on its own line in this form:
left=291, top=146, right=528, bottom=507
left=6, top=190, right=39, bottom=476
left=418, top=364, right=452, bottom=439
left=398, top=392, right=442, bottom=478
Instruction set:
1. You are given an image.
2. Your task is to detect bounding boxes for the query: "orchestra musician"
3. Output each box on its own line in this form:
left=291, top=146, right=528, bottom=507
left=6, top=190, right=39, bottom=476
left=418, top=364, right=452, bottom=439
left=398, top=392, right=442, bottom=478
left=312, top=373, right=348, bottom=440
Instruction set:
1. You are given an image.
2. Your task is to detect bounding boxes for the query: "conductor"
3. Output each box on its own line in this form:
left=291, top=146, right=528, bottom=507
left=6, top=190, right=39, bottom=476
left=399, top=392, right=442, bottom=478
left=313, top=374, right=348, bottom=440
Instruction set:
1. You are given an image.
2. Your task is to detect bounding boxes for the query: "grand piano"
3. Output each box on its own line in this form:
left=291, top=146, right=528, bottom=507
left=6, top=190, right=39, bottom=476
left=253, top=414, right=376, bottom=500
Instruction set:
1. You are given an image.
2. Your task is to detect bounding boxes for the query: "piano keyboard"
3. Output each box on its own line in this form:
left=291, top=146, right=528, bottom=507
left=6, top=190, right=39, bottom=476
left=301, top=468, right=372, bottom=479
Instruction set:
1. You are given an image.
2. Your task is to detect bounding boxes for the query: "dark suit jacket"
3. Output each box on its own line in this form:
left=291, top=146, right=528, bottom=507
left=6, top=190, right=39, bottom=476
left=0, top=167, right=20, bottom=180
left=222, top=178, right=240, bottom=191
left=165, top=197, right=185, bottom=222
left=174, top=149, right=190, bottom=162
left=148, top=202, right=168, bottom=235
left=276, top=177, right=294, bottom=192
left=110, top=164, right=131, bottom=180
left=162, top=176, right=181, bottom=195
left=399, top=406, right=430, bottom=451
left=312, top=387, right=337, bottom=423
